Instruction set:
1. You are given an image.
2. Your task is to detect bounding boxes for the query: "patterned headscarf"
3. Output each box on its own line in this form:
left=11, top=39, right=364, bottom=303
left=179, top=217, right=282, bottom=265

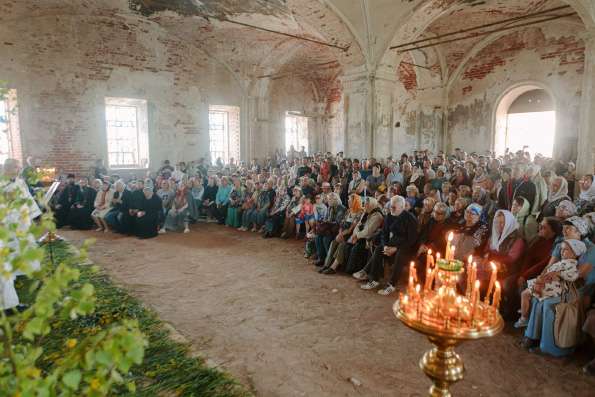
left=564, top=239, right=587, bottom=257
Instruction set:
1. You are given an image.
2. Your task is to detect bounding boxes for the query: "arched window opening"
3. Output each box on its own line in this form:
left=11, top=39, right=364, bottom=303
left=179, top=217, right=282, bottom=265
left=494, top=86, right=555, bottom=157
left=285, top=112, right=309, bottom=155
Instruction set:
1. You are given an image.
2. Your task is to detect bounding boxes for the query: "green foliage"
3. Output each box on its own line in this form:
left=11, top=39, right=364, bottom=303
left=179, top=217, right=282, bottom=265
left=27, top=242, right=249, bottom=397
left=0, top=178, right=148, bottom=396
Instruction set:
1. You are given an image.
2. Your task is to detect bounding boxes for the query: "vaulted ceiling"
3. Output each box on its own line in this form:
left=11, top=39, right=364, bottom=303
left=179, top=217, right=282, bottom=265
left=0, top=0, right=590, bottom=101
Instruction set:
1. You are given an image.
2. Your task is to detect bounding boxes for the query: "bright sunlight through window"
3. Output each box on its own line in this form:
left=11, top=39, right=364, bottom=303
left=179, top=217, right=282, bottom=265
left=505, top=111, right=555, bottom=157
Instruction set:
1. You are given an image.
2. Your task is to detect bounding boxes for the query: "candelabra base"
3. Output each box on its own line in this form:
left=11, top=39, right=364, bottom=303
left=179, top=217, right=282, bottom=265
left=420, top=336, right=463, bottom=397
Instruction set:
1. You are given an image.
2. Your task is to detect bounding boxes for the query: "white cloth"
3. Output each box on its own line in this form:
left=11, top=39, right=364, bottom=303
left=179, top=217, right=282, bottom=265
left=6, top=177, right=41, bottom=219
left=489, top=209, right=519, bottom=251
left=0, top=276, right=19, bottom=310
left=0, top=179, right=42, bottom=309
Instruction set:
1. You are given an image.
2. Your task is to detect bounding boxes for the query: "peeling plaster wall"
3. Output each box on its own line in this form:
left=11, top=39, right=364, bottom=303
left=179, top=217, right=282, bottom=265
left=447, top=24, right=585, bottom=159
left=392, top=55, right=444, bottom=157
left=0, top=13, right=242, bottom=175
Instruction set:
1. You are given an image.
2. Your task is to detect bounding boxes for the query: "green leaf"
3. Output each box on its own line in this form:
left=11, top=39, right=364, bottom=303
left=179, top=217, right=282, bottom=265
left=63, top=369, right=81, bottom=390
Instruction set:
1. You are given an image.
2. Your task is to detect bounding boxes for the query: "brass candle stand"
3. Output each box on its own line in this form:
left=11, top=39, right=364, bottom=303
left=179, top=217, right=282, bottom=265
left=394, top=236, right=504, bottom=397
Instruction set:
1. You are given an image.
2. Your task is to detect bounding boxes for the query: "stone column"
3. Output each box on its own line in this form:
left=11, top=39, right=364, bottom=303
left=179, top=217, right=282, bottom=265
left=577, top=32, right=595, bottom=176
left=341, top=69, right=372, bottom=159
left=373, top=67, right=398, bottom=159
left=307, top=103, right=327, bottom=154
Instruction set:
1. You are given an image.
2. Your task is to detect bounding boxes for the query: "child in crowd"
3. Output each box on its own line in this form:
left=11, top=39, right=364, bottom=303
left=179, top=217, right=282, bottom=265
left=515, top=239, right=585, bottom=328
left=297, top=196, right=315, bottom=235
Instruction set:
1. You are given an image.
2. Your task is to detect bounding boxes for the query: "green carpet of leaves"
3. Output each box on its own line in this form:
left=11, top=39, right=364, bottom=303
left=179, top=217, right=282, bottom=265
left=17, top=241, right=250, bottom=397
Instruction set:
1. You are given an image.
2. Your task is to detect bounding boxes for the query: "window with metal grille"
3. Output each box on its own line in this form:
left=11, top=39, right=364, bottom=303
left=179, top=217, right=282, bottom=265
left=105, top=97, right=149, bottom=169
left=209, top=110, right=228, bottom=164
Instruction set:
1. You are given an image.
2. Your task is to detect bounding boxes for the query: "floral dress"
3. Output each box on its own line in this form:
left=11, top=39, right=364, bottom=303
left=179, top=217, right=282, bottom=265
left=527, top=259, right=579, bottom=301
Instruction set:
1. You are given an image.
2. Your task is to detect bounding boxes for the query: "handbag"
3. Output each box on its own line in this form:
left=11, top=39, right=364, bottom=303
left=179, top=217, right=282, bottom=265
left=553, top=281, right=583, bottom=349
left=315, top=222, right=340, bottom=237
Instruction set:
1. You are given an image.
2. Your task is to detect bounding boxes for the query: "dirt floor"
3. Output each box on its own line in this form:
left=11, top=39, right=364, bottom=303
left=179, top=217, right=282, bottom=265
left=60, top=225, right=595, bottom=397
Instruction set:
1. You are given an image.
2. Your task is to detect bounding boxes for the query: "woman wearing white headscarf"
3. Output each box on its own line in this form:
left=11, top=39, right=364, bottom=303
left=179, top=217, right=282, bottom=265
left=479, top=209, right=526, bottom=318
left=575, top=174, right=595, bottom=215
left=529, top=165, right=548, bottom=216
left=538, top=175, right=569, bottom=221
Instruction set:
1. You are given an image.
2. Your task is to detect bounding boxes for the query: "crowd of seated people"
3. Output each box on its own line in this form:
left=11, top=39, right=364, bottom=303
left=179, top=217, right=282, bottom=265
left=9, top=145, right=595, bottom=374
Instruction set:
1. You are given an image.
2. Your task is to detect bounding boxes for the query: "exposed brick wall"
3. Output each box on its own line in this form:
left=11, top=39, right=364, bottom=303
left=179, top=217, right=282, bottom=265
left=461, top=27, right=584, bottom=83
left=0, top=11, right=242, bottom=176
left=447, top=23, right=585, bottom=158
left=398, top=55, right=418, bottom=93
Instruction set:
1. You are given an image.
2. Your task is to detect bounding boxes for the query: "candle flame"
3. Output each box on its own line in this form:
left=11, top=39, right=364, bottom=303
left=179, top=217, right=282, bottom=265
left=456, top=296, right=462, bottom=305
left=495, top=280, right=501, bottom=289
left=474, top=280, right=480, bottom=288
left=490, top=262, right=497, bottom=272
left=468, top=255, right=473, bottom=264
left=447, top=232, right=454, bottom=242
left=428, top=249, right=432, bottom=255
left=436, top=252, right=441, bottom=260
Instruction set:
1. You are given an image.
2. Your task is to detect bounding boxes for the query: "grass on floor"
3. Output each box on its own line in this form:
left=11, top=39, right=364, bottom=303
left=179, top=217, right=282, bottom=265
left=16, top=240, right=250, bottom=397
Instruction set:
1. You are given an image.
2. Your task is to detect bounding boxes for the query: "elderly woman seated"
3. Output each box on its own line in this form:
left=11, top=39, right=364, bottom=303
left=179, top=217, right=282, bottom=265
left=264, top=181, right=290, bottom=238
left=415, top=202, right=451, bottom=270
left=91, top=180, right=113, bottom=232
left=162, top=184, right=190, bottom=233
left=341, top=197, right=384, bottom=276
left=355, top=195, right=419, bottom=296
left=452, top=203, right=489, bottom=260
left=312, top=192, right=345, bottom=266
left=319, top=194, right=364, bottom=273
left=322, top=197, right=381, bottom=274
left=538, top=175, right=570, bottom=220
left=476, top=210, right=525, bottom=318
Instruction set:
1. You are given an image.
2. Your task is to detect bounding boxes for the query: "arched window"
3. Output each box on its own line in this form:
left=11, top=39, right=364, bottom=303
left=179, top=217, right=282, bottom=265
left=494, top=85, right=555, bottom=157
left=285, top=112, right=308, bottom=155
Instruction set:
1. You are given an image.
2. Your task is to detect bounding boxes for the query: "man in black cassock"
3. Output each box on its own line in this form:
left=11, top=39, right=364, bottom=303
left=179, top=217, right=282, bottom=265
left=135, top=186, right=162, bottom=239
left=125, top=179, right=146, bottom=235
left=55, top=173, right=80, bottom=228
left=68, top=177, right=97, bottom=230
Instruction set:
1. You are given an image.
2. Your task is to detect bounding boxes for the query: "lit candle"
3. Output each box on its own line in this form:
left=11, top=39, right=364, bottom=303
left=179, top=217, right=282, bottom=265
left=470, top=262, right=477, bottom=297
left=445, top=232, right=454, bottom=261
left=408, top=275, right=414, bottom=296
left=402, top=294, right=409, bottom=312
left=485, top=262, right=498, bottom=303
left=426, top=249, right=432, bottom=270
left=415, top=284, right=421, bottom=299
left=492, top=281, right=501, bottom=310
left=425, top=267, right=434, bottom=292
left=456, top=296, right=462, bottom=327
left=471, top=280, right=480, bottom=322
left=450, top=245, right=456, bottom=261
